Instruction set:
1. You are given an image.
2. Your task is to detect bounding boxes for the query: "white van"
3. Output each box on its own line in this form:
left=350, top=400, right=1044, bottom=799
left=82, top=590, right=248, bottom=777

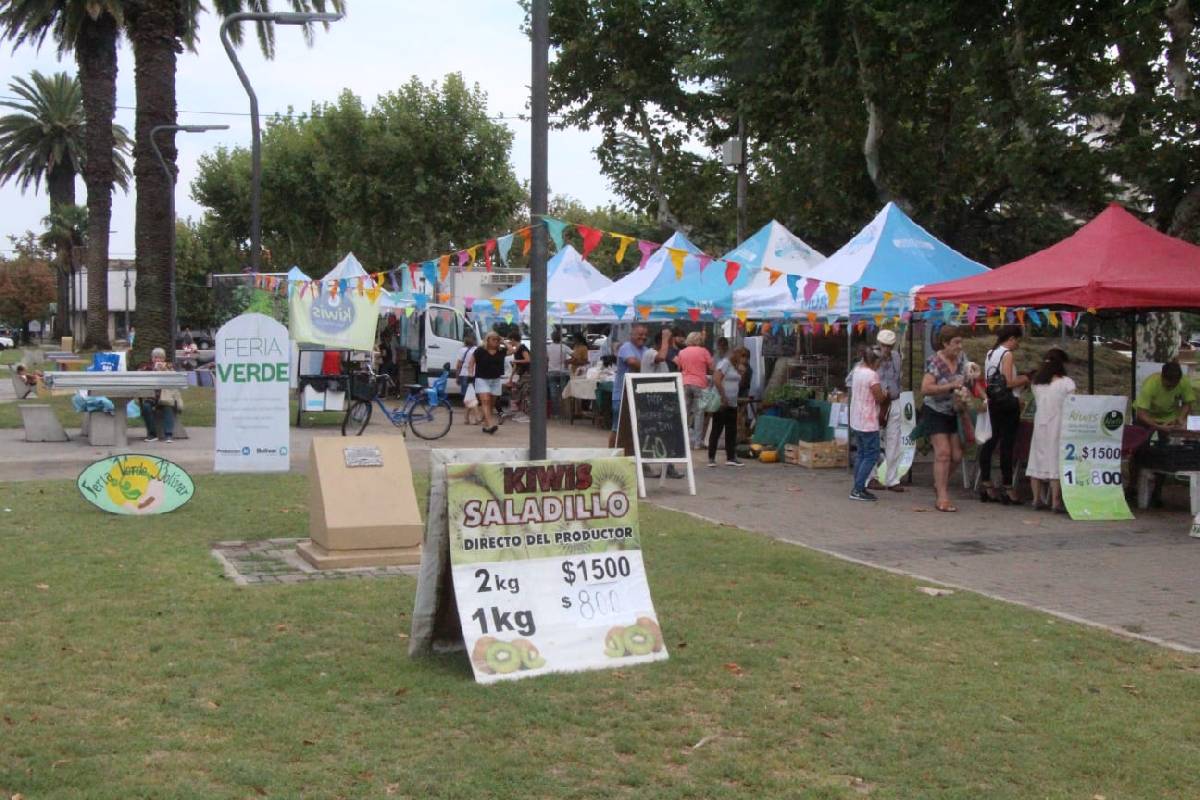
left=395, top=304, right=481, bottom=393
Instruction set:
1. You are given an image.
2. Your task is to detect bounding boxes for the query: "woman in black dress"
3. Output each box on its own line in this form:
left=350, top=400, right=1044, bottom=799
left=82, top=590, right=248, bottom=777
left=467, top=331, right=507, bottom=433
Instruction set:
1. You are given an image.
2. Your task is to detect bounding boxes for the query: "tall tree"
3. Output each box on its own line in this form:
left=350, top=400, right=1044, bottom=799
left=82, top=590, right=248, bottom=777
left=0, top=70, right=83, bottom=338
left=1, top=0, right=131, bottom=349
left=122, top=0, right=344, bottom=365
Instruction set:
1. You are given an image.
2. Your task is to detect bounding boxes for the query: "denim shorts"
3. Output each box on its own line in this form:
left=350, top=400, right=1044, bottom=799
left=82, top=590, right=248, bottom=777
left=474, top=377, right=503, bottom=396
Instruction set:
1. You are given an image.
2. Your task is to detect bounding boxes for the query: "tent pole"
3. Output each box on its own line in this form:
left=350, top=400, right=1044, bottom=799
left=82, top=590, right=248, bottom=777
left=908, top=319, right=915, bottom=391
left=1087, top=315, right=1095, bottom=395
left=1130, top=313, right=1137, bottom=401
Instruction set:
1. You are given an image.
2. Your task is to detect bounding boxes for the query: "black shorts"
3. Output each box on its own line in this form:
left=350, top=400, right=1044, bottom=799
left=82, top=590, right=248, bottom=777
left=922, top=407, right=958, bottom=436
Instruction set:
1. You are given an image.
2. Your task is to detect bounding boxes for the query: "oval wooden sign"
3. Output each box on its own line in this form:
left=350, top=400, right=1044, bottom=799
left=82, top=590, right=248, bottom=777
left=77, top=454, right=195, bottom=515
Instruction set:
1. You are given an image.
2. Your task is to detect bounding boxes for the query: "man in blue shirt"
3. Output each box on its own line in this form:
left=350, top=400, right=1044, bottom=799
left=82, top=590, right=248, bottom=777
left=609, top=324, right=648, bottom=448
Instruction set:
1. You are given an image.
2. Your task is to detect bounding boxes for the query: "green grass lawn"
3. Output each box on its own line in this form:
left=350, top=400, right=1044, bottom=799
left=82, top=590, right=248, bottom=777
left=1, top=472, right=1197, bottom=799
left=0, top=386, right=343, bottom=430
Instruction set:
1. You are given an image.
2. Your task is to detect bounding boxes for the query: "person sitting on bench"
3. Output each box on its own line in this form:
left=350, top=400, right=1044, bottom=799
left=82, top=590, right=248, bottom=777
left=139, top=348, right=181, bottom=443
left=14, top=365, right=41, bottom=397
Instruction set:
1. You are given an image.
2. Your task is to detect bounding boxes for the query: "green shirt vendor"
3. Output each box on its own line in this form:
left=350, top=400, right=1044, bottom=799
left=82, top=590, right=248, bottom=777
left=1133, top=362, right=1195, bottom=432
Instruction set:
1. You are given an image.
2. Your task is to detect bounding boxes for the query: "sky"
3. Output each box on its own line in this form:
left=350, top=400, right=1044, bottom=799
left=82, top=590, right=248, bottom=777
left=0, top=1, right=616, bottom=261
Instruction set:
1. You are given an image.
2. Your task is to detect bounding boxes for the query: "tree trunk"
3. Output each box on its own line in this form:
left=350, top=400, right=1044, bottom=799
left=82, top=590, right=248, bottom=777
left=1138, top=313, right=1182, bottom=363
left=79, top=12, right=120, bottom=350
left=636, top=108, right=686, bottom=233
left=127, top=0, right=179, bottom=366
left=47, top=163, right=76, bottom=340
left=1165, top=0, right=1193, bottom=101
left=850, top=17, right=910, bottom=211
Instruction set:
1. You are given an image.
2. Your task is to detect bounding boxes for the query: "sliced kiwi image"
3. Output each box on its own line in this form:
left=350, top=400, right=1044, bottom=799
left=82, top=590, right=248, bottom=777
left=621, top=624, right=656, bottom=656
left=636, top=616, right=664, bottom=653
left=484, top=641, right=522, bottom=675
left=604, top=626, right=627, bottom=657
left=472, top=636, right=498, bottom=674
left=512, top=638, right=546, bottom=670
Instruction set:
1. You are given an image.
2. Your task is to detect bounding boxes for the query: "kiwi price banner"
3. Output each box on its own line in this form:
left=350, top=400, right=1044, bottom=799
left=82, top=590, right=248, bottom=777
left=876, top=391, right=917, bottom=484
left=1059, top=395, right=1133, bottom=521
left=447, top=457, right=669, bottom=683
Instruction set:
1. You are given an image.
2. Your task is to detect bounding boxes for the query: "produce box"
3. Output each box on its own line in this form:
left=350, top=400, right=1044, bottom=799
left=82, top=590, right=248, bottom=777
left=784, top=440, right=848, bottom=468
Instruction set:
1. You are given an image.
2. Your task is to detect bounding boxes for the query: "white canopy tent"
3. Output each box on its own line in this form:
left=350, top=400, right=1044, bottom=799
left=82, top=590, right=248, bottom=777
left=557, top=231, right=702, bottom=322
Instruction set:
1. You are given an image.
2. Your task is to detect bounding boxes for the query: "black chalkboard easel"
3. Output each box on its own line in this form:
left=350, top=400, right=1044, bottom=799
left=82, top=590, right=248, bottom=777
left=617, top=373, right=696, bottom=498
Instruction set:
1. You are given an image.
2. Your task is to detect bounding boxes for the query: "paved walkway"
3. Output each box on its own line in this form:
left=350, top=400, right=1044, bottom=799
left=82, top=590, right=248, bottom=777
left=3, top=414, right=1198, bottom=652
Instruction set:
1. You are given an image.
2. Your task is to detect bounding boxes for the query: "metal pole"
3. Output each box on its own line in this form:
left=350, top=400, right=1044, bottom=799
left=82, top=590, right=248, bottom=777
left=1130, top=313, right=1137, bottom=401
left=124, top=267, right=131, bottom=338
left=529, top=0, right=549, bottom=459
left=220, top=14, right=261, bottom=272
left=1087, top=315, right=1095, bottom=394
left=736, top=114, right=748, bottom=245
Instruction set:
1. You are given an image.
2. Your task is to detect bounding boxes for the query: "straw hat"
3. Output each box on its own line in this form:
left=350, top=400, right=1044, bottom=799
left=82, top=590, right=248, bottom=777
left=876, top=329, right=897, bottom=346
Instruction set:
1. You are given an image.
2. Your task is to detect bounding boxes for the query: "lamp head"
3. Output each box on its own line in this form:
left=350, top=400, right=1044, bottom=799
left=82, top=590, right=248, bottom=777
left=273, top=12, right=343, bottom=24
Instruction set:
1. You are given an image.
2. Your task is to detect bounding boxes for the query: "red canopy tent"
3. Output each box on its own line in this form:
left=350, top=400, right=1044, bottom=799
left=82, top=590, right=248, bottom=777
left=918, top=203, right=1200, bottom=395
left=917, top=203, right=1200, bottom=310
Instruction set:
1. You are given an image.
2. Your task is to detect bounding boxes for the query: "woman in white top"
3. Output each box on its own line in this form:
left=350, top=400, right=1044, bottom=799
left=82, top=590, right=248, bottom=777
left=978, top=325, right=1031, bottom=504
left=454, top=333, right=478, bottom=425
left=546, top=329, right=572, bottom=418
left=1026, top=348, right=1075, bottom=513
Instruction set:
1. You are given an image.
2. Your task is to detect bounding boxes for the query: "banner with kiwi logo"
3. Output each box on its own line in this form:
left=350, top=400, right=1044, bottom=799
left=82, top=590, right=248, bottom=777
left=447, top=457, right=668, bottom=683
left=1059, top=395, right=1134, bottom=520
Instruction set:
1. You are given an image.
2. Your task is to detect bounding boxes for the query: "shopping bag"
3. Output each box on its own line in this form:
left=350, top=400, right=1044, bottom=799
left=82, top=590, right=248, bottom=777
left=974, top=407, right=992, bottom=444
left=126, top=399, right=142, bottom=420
left=463, top=384, right=479, bottom=408
left=699, top=386, right=721, bottom=413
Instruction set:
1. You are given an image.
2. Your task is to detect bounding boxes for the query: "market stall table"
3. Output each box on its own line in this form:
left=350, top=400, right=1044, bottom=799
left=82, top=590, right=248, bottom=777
left=1133, top=428, right=1200, bottom=514
left=563, top=374, right=604, bottom=424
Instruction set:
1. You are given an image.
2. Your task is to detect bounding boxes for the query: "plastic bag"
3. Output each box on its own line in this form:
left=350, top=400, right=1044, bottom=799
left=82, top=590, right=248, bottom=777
left=974, top=407, right=992, bottom=444
left=464, top=384, right=479, bottom=408
left=126, top=400, right=142, bottom=420
left=699, top=386, right=721, bottom=413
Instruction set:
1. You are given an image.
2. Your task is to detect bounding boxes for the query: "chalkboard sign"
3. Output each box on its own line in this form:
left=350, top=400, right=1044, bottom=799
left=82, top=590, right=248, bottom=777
left=617, top=373, right=695, bottom=498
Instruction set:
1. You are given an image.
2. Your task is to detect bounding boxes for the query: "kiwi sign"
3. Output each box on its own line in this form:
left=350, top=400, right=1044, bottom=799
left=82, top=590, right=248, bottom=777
left=1058, top=394, right=1133, bottom=521
left=617, top=373, right=696, bottom=498
left=445, top=457, right=668, bottom=683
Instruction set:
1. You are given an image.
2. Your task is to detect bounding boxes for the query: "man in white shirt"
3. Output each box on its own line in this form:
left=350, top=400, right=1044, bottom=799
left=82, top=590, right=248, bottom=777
left=546, top=329, right=571, bottom=417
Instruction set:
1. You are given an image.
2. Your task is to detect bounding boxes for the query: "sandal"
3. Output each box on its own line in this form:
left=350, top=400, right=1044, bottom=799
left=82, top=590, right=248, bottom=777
left=935, top=500, right=958, bottom=513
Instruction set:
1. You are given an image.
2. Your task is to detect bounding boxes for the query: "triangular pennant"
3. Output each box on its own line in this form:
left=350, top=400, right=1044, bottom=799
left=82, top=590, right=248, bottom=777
left=611, top=233, right=635, bottom=264
left=856, top=320, right=868, bottom=334
left=356, top=276, right=365, bottom=296
left=637, top=240, right=659, bottom=269
left=497, top=234, right=514, bottom=266
left=1061, top=311, right=1075, bottom=328
left=438, top=255, right=451, bottom=282
left=504, top=313, right=514, bottom=324
left=484, top=239, right=496, bottom=271
left=803, top=278, right=819, bottom=302
left=767, top=269, right=783, bottom=286
left=710, top=306, right=724, bottom=319
left=366, top=285, right=382, bottom=303
left=414, top=293, right=428, bottom=311
left=823, top=323, right=832, bottom=336
left=787, top=275, right=802, bottom=301
left=1026, top=308, right=1040, bottom=327
left=520, top=227, right=533, bottom=256
left=724, top=260, right=740, bottom=285
left=589, top=303, right=603, bottom=316
left=966, top=305, right=979, bottom=326
left=1047, top=311, right=1060, bottom=328
left=860, top=286, right=874, bottom=304
left=825, top=282, right=840, bottom=308
left=636, top=305, right=651, bottom=319
left=490, top=298, right=504, bottom=312
left=1016, top=308, right=1026, bottom=325
left=462, top=296, right=475, bottom=310
left=881, top=290, right=893, bottom=308
left=806, top=312, right=818, bottom=325
left=697, top=254, right=713, bottom=272
left=611, top=304, right=628, bottom=320
left=687, top=308, right=700, bottom=322
left=735, top=309, right=748, bottom=323
left=467, top=245, right=479, bottom=267
left=564, top=302, right=578, bottom=313
left=667, top=247, right=686, bottom=279
left=745, top=321, right=755, bottom=333
left=457, top=250, right=469, bottom=268
left=403, top=306, right=415, bottom=318
left=663, top=306, right=677, bottom=314
left=438, top=292, right=451, bottom=303
left=577, top=225, right=604, bottom=259
left=515, top=299, right=530, bottom=313
left=543, top=216, right=568, bottom=250
left=874, top=314, right=884, bottom=327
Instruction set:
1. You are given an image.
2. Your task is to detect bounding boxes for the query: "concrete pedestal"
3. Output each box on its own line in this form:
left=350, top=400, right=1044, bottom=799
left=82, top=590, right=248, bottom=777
left=297, top=436, right=423, bottom=569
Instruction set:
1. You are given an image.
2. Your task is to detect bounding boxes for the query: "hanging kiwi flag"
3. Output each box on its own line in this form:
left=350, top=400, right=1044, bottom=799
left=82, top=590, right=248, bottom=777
left=408, top=448, right=669, bottom=684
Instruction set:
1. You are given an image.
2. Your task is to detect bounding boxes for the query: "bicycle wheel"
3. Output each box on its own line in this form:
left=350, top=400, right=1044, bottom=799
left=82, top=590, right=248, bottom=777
left=342, top=400, right=373, bottom=436
left=408, top=398, right=453, bottom=440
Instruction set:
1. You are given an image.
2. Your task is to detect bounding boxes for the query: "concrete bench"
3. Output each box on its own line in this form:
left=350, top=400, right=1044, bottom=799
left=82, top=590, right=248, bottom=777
left=44, top=371, right=188, bottom=448
left=18, top=404, right=69, bottom=442
left=10, top=371, right=34, bottom=400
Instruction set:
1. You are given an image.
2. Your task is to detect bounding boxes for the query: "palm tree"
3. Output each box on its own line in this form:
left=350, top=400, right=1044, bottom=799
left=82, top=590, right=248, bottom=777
left=40, top=204, right=88, bottom=337
left=123, top=0, right=344, bottom=364
left=0, top=70, right=83, bottom=338
left=1, top=1, right=132, bottom=348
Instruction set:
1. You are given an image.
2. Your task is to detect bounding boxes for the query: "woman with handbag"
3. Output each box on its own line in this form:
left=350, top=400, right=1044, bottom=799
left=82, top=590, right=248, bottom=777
left=674, top=332, right=713, bottom=449
left=977, top=325, right=1031, bottom=504
left=708, top=347, right=749, bottom=467
left=454, top=333, right=479, bottom=425
left=920, top=327, right=968, bottom=512
left=140, top=347, right=181, bottom=443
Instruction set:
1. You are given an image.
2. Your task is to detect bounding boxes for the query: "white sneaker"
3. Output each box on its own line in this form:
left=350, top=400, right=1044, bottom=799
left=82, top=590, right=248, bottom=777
left=726, top=459, right=744, bottom=467
left=144, top=436, right=157, bottom=442
left=163, top=437, right=173, bottom=443
left=707, top=460, right=718, bottom=468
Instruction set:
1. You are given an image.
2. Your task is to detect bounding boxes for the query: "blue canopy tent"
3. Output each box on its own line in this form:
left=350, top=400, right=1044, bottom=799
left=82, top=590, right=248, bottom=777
left=635, top=221, right=823, bottom=315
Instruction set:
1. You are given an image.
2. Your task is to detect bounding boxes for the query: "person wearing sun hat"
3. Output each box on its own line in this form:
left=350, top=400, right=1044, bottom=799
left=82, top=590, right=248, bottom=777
left=874, top=328, right=906, bottom=492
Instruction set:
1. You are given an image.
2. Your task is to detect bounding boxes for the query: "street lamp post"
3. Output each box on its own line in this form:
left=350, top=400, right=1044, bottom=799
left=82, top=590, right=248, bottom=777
left=150, top=124, right=229, bottom=363
left=220, top=11, right=343, bottom=272
left=123, top=265, right=131, bottom=339
left=529, top=0, right=549, bottom=459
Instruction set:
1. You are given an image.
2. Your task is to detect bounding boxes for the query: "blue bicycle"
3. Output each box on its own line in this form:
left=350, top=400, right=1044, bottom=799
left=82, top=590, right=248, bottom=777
left=342, top=365, right=453, bottom=439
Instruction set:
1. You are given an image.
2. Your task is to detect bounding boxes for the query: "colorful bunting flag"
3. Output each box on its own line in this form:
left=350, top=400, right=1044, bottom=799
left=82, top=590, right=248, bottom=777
left=484, top=239, right=496, bottom=271
left=543, top=216, right=568, bottom=250
left=519, top=227, right=532, bottom=256
left=611, top=233, right=635, bottom=264
left=611, top=304, right=628, bottom=319
left=515, top=299, right=530, bottom=313
left=497, top=234, right=514, bottom=266
left=504, top=313, right=514, bottom=324
left=589, top=303, right=603, bottom=316
left=787, top=275, right=802, bottom=301
left=860, top=287, right=874, bottom=304
left=667, top=247, right=687, bottom=279
left=735, top=309, right=748, bottom=323
left=724, top=260, right=740, bottom=286
left=687, top=308, right=700, bottom=322
left=825, top=282, right=840, bottom=308
left=803, top=278, right=819, bottom=302
left=637, top=240, right=659, bottom=269
left=438, top=255, right=451, bottom=282
left=565, top=302, right=578, bottom=313
left=882, top=290, right=893, bottom=308
left=577, top=225, right=603, bottom=259
left=767, top=269, right=783, bottom=286
left=697, top=254, right=713, bottom=273
left=637, top=305, right=651, bottom=320
left=490, top=298, right=504, bottom=312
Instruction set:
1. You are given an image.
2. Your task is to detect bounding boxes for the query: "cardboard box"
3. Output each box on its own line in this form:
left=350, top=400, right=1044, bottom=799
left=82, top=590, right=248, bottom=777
left=784, top=440, right=848, bottom=468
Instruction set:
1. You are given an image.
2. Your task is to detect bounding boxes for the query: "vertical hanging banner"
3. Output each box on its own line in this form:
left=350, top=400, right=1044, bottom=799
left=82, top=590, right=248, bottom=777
left=1059, top=395, right=1133, bottom=520
left=877, top=391, right=917, bottom=483
left=215, top=313, right=291, bottom=473
left=447, top=456, right=668, bottom=683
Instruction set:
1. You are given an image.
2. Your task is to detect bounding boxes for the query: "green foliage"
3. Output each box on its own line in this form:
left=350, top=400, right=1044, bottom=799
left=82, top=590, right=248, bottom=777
left=191, top=75, right=524, bottom=273
left=544, top=0, right=1200, bottom=261
left=0, top=70, right=84, bottom=198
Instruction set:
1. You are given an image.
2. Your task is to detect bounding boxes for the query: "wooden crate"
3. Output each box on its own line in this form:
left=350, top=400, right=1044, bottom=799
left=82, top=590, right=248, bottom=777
left=784, top=441, right=848, bottom=468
